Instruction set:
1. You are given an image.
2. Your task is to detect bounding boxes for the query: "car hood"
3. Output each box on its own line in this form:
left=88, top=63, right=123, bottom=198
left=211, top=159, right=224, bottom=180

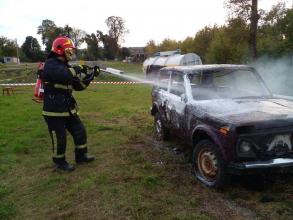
left=190, top=98, right=293, bottom=125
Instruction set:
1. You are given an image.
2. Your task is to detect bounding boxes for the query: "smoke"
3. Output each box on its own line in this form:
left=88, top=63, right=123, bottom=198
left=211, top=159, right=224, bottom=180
left=251, top=55, right=293, bottom=97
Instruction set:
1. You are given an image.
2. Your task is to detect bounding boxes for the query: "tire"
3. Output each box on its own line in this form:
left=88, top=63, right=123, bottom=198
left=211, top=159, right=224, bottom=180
left=192, top=140, right=229, bottom=189
left=154, top=112, right=169, bottom=141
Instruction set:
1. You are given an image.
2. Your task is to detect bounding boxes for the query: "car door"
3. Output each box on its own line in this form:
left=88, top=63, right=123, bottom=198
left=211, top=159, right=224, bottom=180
left=165, top=71, right=187, bottom=136
left=155, top=70, right=172, bottom=119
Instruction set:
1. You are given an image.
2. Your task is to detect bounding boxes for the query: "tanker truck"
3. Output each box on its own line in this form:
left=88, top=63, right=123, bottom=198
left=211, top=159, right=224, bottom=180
left=143, top=49, right=202, bottom=77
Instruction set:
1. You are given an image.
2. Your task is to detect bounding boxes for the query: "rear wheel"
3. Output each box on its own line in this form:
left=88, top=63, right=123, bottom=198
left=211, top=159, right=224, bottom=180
left=192, top=140, right=229, bottom=189
left=154, top=112, right=169, bottom=141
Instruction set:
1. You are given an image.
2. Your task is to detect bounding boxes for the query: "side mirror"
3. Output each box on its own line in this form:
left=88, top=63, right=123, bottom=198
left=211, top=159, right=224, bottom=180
left=180, top=94, right=187, bottom=102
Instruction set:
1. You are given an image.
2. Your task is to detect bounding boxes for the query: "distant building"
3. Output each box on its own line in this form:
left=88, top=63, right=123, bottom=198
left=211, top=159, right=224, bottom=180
left=2, top=57, right=19, bottom=64
left=128, top=47, right=147, bottom=63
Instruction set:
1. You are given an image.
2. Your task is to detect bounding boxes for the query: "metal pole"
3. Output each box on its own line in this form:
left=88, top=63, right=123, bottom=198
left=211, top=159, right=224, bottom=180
left=15, top=39, right=19, bottom=64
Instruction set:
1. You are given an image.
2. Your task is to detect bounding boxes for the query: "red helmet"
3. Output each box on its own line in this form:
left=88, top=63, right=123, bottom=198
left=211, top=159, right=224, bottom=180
left=51, top=36, right=76, bottom=56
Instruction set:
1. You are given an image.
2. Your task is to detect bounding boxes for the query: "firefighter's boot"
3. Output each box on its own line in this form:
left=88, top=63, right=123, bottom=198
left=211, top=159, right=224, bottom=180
left=53, top=157, right=75, bottom=172
left=75, top=148, right=96, bottom=164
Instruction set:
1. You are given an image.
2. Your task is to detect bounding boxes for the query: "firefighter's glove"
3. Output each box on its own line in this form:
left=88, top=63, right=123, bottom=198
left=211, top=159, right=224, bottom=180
left=93, top=65, right=100, bottom=77
left=73, top=65, right=88, bottom=75
left=81, top=65, right=89, bottom=73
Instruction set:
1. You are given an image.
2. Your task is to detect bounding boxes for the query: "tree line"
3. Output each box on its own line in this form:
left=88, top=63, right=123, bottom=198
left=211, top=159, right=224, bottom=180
left=145, top=0, right=293, bottom=63
left=0, top=16, right=129, bottom=62
left=1, top=1, right=292, bottom=64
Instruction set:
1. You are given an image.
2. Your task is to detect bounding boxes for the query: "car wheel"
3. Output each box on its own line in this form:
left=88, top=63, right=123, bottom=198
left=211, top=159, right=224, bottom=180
left=192, top=140, right=229, bottom=189
left=154, top=112, right=169, bottom=141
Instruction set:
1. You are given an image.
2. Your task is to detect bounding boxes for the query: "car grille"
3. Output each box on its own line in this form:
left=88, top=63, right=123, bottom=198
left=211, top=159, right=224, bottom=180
left=250, top=133, right=293, bottom=159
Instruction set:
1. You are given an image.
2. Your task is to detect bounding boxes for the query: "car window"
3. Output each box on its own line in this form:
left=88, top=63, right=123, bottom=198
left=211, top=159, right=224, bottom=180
left=191, top=72, right=219, bottom=100
left=158, top=70, right=170, bottom=91
left=170, top=71, right=185, bottom=96
left=213, top=70, right=268, bottom=97
left=189, top=73, right=201, bottom=85
left=213, top=71, right=235, bottom=88
left=191, top=69, right=271, bottom=100
left=234, top=70, right=264, bottom=94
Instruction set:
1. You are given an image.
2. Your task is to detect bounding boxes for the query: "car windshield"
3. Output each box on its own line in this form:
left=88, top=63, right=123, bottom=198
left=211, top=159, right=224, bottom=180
left=189, top=69, right=271, bottom=100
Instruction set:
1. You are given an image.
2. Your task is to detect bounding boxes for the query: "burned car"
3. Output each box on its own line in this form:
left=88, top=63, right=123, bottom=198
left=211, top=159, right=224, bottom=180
left=151, top=64, right=293, bottom=188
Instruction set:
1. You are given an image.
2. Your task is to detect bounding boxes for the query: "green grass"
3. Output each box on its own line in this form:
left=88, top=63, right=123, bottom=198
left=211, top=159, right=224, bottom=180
left=0, top=61, right=293, bottom=220
left=0, top=63, right=39, bottom=82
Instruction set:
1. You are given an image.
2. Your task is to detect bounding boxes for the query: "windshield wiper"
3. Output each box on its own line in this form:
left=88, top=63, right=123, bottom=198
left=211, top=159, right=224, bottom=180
left=232, top=95, right=268, bottom=99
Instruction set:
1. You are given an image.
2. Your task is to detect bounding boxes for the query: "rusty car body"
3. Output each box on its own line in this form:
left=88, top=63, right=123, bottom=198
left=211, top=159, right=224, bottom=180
left=151, top=64, right=293, bottom=188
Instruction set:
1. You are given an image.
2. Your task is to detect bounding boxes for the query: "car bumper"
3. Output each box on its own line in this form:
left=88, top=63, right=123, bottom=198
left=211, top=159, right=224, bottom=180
left=229, top=158, right=293, bottom=175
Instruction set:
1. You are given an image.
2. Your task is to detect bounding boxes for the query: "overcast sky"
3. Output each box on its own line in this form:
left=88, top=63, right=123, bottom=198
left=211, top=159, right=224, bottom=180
left=0, top=0, right=292, bottom=48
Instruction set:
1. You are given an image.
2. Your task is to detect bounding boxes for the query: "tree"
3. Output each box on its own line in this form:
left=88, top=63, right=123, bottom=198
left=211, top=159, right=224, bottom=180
left=96, top=30, right=118, bottom=60
left=61, top=25, right=86, bottom=47
left=249, top=0, right=258, bottom=59
left=105, top=16, right=128, bottom=45
left=206, top=28, right=234, bottom=64
left=206, top=19, right=249, bottom=64
left=119, top=47, right=130, bottom=60
left=70, top=28, right=86, bottom=48
left=21, top=36, right=44, bottom=61
left=145, top=40, right=158, bottom=56
left=37, top=19, right=58, bottom=53
left=101, top=34, right=118, bottom=60
left=193, top=26, right=219, bottom=62
left=225, top=0, right=259, bottom=59
left=0, top=36, right=17, bottom=57
left=278, top=7, right=293, bottom=54
left=180, top=37, right=195, bottom=54
left=257, top=3, right=288, bottom=57
left=37, top=20, right=87, bottom=53
left=158, top=38, right=180, bottom=51
left=37, top=19, right=56, bottom=45
left=261, top=2, right=286, bottom=25
left=225, top=0, right=252, bottom=21
left=84, top=33, right=102, bottom=60
left=63, top=25, right=73, bottom=36
left=105, top=16, right=129, bottom=58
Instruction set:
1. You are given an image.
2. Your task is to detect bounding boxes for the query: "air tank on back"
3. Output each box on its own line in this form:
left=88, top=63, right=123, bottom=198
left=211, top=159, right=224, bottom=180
left=143, top=49, right=202, bottom=77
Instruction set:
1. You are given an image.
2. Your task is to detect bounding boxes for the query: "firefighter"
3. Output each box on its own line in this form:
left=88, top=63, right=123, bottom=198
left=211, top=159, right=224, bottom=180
left=43, top=36, right=99, bottom=171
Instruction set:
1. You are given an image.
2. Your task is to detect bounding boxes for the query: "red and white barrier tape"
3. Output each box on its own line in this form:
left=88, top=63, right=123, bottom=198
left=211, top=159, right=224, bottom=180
left=0, top=81, right=144, bottom=87
left=0, top=83, right=35, bottom=86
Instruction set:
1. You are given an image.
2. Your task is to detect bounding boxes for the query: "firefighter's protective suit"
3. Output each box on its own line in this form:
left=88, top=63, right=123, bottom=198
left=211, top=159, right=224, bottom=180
left=42, top=36, right=97, bottom=171
left=42, top=37, right=99, bottom=171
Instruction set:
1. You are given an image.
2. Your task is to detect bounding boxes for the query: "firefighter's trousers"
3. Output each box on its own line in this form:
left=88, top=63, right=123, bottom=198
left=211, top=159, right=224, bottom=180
left=43, top=115, right=88, bottom=164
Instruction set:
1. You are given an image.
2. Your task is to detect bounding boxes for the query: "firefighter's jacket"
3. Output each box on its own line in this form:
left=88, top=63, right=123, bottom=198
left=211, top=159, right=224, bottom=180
left=42, top=57, right=94, bottom=117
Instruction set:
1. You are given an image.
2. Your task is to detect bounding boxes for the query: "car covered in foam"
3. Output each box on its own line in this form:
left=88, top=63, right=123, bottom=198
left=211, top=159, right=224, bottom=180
left=151, top=64, right=293, bottom=188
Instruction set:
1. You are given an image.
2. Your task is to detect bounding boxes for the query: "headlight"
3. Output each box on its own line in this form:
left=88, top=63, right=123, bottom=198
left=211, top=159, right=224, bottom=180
left=237, top=139, right=256, bottom=158
left=239, top=141, right=252, bottom=153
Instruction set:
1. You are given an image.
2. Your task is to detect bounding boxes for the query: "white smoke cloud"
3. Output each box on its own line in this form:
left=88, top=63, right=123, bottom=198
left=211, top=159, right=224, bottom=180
left=252, top=56, right=293, bottom=96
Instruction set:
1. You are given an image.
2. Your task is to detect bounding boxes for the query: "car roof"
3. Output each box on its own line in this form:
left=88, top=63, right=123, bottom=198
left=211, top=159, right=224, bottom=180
left=161, top=64, right=254, bottom=74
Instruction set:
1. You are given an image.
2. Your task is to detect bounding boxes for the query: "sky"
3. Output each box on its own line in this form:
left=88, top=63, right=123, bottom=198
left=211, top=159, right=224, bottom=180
left=0, top=0, right=292, bottom=48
